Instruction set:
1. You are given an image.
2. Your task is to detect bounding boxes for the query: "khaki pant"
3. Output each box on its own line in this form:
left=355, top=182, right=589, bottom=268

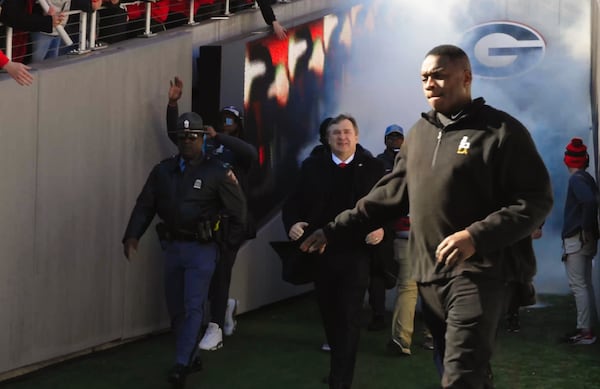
left=564, top=236, right=598, bottom=329
left=391, top=238, right=419, bottom=353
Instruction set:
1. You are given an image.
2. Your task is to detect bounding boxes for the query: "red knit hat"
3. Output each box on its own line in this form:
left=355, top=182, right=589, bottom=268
left=564, top=137, right=589, bottom=169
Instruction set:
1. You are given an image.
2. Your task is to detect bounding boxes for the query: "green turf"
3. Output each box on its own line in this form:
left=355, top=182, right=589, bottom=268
left=2, top=293, right=599, bottom=388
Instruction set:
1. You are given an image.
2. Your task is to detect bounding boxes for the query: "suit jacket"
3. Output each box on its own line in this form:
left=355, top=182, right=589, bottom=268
left=282, top=145, right=385, bottom=254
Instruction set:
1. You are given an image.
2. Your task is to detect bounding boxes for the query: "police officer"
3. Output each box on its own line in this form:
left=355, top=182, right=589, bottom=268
left=122, top=112, right=247, bottom=388
left=167, top=78, right=258, bottom=350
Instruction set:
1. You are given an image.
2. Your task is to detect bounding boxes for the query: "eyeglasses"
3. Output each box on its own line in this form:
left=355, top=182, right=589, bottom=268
left=176, top=132, right=201, bottom=141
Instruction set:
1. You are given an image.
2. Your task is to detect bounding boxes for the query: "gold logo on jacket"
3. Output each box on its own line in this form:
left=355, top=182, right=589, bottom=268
left=457, top=136, right=470, bottom=154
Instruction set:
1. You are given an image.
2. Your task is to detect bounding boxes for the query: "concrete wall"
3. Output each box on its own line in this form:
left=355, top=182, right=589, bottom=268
left=0, top=0, right=346, bottom=377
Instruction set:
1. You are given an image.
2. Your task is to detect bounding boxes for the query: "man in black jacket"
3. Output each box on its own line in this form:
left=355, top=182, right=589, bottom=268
left=301, top=45, right=553, bottom=388
left=282, top=114, right=385, bottom=389
left=123, top=112, right=246, bottom=388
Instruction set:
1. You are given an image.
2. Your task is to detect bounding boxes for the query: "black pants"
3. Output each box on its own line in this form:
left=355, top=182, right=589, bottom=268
left=208, top=244, right=239, bottom=328
left=315, top=252, right=369, bottom=389
left=419, top=274, right=509, bottom=389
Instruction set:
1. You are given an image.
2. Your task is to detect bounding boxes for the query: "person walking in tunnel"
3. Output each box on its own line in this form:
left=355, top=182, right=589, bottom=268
left=300, top=44, right=553, bottom=388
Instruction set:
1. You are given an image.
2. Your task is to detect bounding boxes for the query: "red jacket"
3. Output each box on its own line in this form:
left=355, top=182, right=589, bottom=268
left=168, top=0, right=214, bottom=17
left=1, top=50, right=9, bottom=68
left=126, top=0, right=170, bottom=23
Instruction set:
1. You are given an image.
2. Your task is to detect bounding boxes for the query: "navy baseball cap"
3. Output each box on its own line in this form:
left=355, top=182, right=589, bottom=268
left=384, top=124, right=404, bottom=137
left=222, top=106, right=241, bottom=119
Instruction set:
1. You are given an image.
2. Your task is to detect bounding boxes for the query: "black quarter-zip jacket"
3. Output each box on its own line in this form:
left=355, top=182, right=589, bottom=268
left=326, top=98, right=553, bottom=283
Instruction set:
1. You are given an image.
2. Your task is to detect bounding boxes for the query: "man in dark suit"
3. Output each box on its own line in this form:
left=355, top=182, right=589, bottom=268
left=282, top=114, right=385, bottom=389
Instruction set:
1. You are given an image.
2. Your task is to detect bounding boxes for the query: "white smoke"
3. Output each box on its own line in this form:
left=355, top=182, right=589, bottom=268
left=326, top=0, right=594, bottom=294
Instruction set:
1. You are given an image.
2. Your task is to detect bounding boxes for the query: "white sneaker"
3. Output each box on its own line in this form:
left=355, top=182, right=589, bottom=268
left=321, top=343, right=331, bottom=352
left=224, top=298, right=238, bottom=336
left=198, top=322, right=223, bottom=351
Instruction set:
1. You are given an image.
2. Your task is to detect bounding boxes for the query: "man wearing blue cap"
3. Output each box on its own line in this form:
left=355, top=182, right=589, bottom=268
left=364, top=124, right=406, bottom=332
left=378, top=124, right=405, bottom=173
left=376, top=124, right=427, bottom=356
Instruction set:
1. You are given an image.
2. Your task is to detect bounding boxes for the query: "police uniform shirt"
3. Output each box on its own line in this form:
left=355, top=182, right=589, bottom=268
left=123, top=155, right=246, bottom=241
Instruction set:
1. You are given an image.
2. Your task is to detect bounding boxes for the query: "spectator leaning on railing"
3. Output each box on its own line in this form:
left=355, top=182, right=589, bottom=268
left=0, top=0, right=65, bottom=31
left=29, top=0, right=102, bottom=63
left=256, top=0, right=286, bottom=39
left=0, top=0, right=66, bottom=62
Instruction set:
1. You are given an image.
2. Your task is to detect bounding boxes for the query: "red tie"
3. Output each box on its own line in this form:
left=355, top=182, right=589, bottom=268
left=338, top=162, right=347, bottom=168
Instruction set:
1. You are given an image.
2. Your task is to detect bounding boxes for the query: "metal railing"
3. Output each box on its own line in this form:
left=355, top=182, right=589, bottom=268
left=1, top=0, right=269, bottom=61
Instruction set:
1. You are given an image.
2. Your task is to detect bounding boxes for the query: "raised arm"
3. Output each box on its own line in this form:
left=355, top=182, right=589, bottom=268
left=165, top=76, right=183, bottom=144
left=212, top=132, right=258, bottom=171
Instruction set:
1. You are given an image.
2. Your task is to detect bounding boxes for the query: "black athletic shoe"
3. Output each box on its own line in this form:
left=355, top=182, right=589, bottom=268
left=167, top=364, right=187, bottom=388
left=506, top=313, right=520, bottom=333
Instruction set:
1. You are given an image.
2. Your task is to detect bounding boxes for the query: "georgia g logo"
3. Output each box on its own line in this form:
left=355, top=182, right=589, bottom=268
left=461, top=21, right=546, bottom=78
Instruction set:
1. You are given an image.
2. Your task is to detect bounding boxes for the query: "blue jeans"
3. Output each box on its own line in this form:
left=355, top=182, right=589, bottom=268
left=31, top=33, right=62, bottom=63
left=163, top=241, right=218, bottom=366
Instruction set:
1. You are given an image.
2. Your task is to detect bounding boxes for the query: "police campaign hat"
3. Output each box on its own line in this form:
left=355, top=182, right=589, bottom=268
left=176, top=112, right=204, bottom=131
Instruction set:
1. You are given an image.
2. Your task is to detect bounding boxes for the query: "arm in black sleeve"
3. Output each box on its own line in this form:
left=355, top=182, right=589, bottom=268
left=213, top=133, right=258, bottom=171
left=465, top=120, right=553, bottom=254
left=218, top=169, right=248, bottom=246
left=166, top=104, right=178, bottom=145
left=324, top=149, right=409, bottom=241
left=0, top=0, right=53, bottom=32
left=122, top=166, right=159, bottom=242
left=255, top=0, right=276, bottom=25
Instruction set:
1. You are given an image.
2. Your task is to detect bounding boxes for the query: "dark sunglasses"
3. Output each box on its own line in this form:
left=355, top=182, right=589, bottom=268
left=176, top=132, right=202, bottom=141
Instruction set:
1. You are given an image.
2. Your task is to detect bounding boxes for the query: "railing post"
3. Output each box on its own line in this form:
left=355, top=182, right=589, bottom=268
left=6, top=26, right=13, bottom=60
left=79, top=11, right=89, bottom=52
left=91, top=8, right=108, bottom=50
left=211, top=0, right=230, bottom=19
left=89, top=10, right=97, bottom=49
left=140, top=0, right=156, bottom=37
left=187, top=0, right=198, bottom=25
left=69, top=10, right=91, bottom=54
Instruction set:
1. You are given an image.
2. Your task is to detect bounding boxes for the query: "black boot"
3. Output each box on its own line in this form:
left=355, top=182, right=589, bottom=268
left=167, top=363, right=187, bottom=388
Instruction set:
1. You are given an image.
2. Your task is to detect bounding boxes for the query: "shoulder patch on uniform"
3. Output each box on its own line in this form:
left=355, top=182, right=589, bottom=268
left=193, top=179, right=202, bottom=189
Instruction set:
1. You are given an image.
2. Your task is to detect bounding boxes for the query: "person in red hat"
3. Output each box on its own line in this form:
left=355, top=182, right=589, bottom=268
left=561, top=137, right=599, bottom=345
